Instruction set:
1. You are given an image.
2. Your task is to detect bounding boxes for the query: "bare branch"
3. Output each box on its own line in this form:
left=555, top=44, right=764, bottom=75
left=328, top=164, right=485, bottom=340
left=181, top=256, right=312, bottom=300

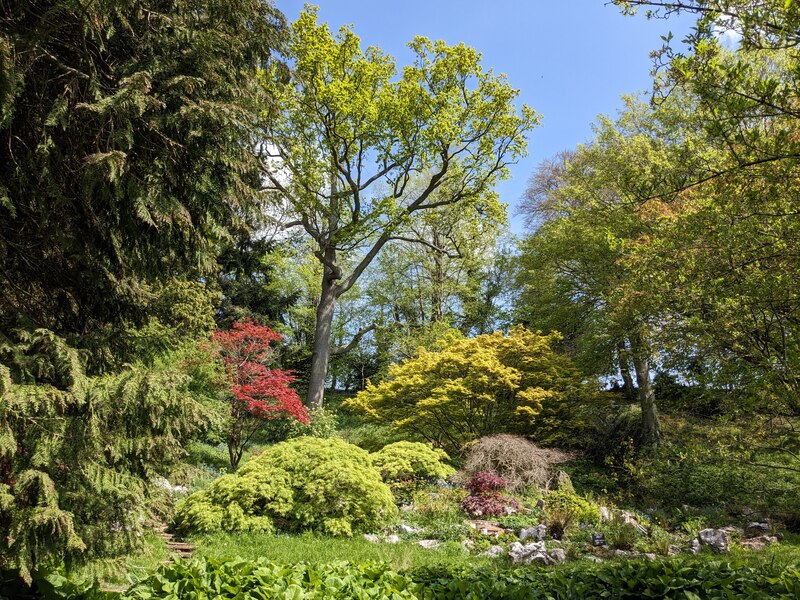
left=330, top=324, right=377, bottom=356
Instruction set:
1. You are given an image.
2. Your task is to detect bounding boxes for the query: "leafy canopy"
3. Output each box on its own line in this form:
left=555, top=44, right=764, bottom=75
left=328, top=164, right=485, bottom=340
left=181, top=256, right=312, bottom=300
left=346, top=326, right=582, bottom=454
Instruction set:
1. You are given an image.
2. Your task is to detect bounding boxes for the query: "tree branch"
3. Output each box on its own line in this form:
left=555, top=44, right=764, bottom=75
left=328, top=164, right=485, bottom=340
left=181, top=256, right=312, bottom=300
left=330, top=324, right=377, bottom=356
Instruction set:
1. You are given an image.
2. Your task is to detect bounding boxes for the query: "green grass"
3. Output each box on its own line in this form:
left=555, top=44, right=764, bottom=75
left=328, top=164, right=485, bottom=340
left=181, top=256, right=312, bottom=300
left=189, top=532, right=499, bottom=571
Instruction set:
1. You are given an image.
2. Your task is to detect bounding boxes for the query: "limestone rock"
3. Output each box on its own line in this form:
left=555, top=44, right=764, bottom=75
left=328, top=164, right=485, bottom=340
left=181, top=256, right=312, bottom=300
left=617, top=510, right=648, bottom=535
left=689, top=538, right=702, bottom=554
left=739, top=535, right=778, bottom=551
left=698, top=528, right=729, bottom=553
left=364, top=534, right=380, bottom=543
left=418, top=539, right=440, bottom=549
left=508, top=541, right=548, bottom=564
left=745, top=521, right=771, bottom=538
left=385, top=534, right=400, bottom=544
left=520, top=524, right=548, bottom=542
left=399, top=524, right=421, bottom=534
left=478, top=545, right=505, bottom=557
left=548, top=548, right=567, bottom=563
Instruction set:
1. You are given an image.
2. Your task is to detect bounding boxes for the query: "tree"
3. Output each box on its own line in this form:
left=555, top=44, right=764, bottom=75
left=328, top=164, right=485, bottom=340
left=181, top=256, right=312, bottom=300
left=611, top=2, right=800, bottom=413
left=514, top=96, right=707, bottom=444
left=0, top=0, right=286, bottom=366
left=212, top=321, right=308, bottom=468
left=260, top=8, right=538, bottom=407
left=216, top=236, right=300, bottom=329
left=0, top=330, right=204, bottom=582
left=345, top=326, right=581, bottom=455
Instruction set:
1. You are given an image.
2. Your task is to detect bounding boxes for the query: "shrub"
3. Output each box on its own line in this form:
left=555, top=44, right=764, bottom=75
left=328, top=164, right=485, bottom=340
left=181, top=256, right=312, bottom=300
left=122, top=556, right=800, bottom=599
left=173, top=437, right=397, bottom=536
left=211, top=321, right=309, bottom=468
left=258, top=406, right=342, bottom=444
left=345, top=327, right=582, bottom=455
left=371, top=442, right=455, bottom=483
left=371, top=442, right=456, bottom=505
left=543, top=490, right=601, bottom=538
left=465, top=471, right=507, bottom=495
left=457, top=434, right=575, bottom=491
left=605, top=522, right=641, bottom=551
left=460, top=471, right=521, bottom=518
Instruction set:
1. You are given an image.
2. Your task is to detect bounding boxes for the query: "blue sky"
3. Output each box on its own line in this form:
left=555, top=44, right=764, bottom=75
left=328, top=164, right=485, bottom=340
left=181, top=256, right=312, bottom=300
left=275, top=1, right=693, bottom=233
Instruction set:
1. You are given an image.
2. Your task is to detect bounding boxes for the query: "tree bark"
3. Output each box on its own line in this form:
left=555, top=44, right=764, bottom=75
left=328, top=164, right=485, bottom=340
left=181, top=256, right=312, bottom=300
left=632, top=351, right=661, bottom=445
left=617, top=340, right=636, bottom=403
left=307, top=274, right=338, bottom=409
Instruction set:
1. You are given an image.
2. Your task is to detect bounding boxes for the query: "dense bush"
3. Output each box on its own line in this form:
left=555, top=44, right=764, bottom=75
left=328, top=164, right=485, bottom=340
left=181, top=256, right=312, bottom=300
left=121, top=556, right=800, bottom=599
left=458, top=434, right=574, bottom=491
left=460, top=471, right=521, bottom=518
left=346, top=327, right=582, bottom=455
left=630, top=418, right=800, bottom=525
left=0, top=331, right=203, bottom=582
left=173, top=437, right=397, bottom=536
left=257, top=406, right=341, bottom=444
left=372, top=442, right=455, bottom=482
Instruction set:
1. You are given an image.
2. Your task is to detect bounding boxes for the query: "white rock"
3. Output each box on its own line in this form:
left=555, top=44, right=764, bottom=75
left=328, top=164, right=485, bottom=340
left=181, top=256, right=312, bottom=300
left=745, top=521, right=771, bottom=539
left=689, top=539, right=702, bottom=554
left=364, top=534, right=380, bottom=543
left=698, top=528, right=729, bottom=553
left=508, top=541, right=548, bottom=564
left=519, top=524, right=548, bottom=542
left=548, top=548, right=567, bottom=563
left=399, top=524, right=421, bottom=534
left=418, top=539, right=441, bottom=549
left=479, top=545, right=505, bottom=557
left=385, top=534, right=400, bottom=544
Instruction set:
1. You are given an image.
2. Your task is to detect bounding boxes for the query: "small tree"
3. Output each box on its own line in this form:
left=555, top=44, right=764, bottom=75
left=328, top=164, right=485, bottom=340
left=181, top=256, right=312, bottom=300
left=345, top=326, right=581, bottom=455
left=212, top=321, right=308, bottom=467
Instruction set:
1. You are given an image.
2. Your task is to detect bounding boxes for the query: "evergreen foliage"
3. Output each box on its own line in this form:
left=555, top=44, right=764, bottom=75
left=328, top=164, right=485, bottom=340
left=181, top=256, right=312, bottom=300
left=370, top=442, right=455, bottom=483
left=0, top=330, right=202, bottom=582
left=0, top=0, right=286, bottom=365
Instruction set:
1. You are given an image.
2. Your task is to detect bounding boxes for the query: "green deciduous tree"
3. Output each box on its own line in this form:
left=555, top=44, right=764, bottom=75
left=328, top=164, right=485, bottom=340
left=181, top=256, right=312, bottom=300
left=345, top=326, right=581, bottom=455
left=515, top=96, right=707, bottom=444
left=260, top=7, right=538, bottom=408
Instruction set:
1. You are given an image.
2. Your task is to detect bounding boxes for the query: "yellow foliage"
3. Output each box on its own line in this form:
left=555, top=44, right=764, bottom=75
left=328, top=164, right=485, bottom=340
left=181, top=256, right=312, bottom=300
left=345, top=326, right=580, bottom=454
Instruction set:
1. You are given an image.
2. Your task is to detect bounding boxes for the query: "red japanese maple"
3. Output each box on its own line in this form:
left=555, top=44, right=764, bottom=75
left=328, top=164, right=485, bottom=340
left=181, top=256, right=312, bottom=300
left=212, top=320, right=308, bottom=467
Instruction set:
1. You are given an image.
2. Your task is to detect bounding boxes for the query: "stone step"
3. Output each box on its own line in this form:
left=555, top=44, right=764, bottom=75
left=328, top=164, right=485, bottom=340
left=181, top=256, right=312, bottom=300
left=167, top=542, right=195, bottom=551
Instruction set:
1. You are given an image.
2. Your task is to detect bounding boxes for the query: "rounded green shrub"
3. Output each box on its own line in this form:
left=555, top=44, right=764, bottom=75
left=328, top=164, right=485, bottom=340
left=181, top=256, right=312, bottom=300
left=371, top=442, right=456, bottom=482
left=173, top=437, right=397, bottom=536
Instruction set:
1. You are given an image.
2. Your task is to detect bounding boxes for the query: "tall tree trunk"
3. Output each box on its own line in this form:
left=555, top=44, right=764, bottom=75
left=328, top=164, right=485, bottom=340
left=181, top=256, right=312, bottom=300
left=617, top=340, right=636, bottom=403
left=307, top=274, right=338, bottom=409
left=632, top=351, right=661, bottom=445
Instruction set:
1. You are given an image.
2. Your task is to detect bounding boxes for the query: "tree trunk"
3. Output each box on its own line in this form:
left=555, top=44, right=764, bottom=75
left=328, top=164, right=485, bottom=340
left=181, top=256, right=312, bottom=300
left=632, top=351, right=661, bottom=445
left=617, top=340, right=636, bottom=403
left=307, top=274, right=338, bottom=409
